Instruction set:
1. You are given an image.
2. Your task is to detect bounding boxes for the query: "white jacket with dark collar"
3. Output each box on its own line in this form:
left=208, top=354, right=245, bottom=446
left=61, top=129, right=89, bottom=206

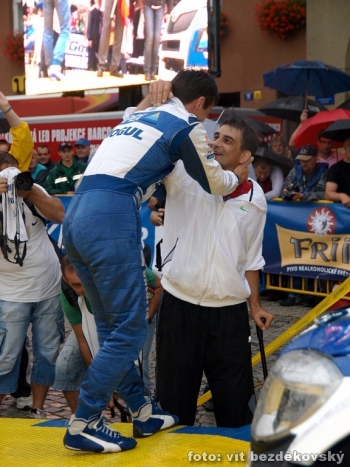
left=161, top=161, right=267, bottom=307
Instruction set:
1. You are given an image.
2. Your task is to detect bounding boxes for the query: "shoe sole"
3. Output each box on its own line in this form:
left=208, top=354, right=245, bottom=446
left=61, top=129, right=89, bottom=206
left=133, top=418, right=178, bottom=438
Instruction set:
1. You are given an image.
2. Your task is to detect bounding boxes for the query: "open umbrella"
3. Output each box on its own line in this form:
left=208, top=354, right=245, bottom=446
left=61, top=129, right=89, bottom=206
left=293, top=108, right=350, bottom=148
left=0, top=111, right=11, bottom=134
left=263, top=60, right=350, bottom=102
left=258, top=96, right=328, bottom=121
left=217, top=109, right=277, bottom=137
left=319, top=120, right=350, bottom=142
left=336, top=98, right=350, bottom=110
left=254, top=145, right=294, bottom=177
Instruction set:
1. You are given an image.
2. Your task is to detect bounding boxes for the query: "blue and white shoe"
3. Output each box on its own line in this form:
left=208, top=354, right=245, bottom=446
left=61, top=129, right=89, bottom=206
left=131, top=397, right=179, bottom=438
left=64, top=413, right=137, bottom=453
left=48, top=65, right=65, bottom=81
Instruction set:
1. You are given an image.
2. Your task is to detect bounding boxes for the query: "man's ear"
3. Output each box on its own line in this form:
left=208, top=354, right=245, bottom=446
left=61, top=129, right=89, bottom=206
left=62, top=276, right=68, bottom=283
left=240, top=150, right=252, bottom=164
left=190, top=96, right=205, bottom=113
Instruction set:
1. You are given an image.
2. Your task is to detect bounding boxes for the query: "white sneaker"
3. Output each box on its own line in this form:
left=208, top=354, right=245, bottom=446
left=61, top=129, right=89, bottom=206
left=49, top=65, right=65, bottom=81
left=15, top=396, right=33, bottom=410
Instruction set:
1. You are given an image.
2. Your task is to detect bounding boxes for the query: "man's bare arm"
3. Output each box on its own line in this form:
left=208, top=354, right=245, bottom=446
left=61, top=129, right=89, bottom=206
left=245, top=270, right=275, bottom=330
left=20, top=185, right=65, bottom=223
left=325, top=181, right=350, bottom=206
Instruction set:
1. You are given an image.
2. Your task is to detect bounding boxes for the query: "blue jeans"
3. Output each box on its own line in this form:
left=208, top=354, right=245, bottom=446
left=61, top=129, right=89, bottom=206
left=53, top=330, right=88, bottom=391
left=43, top=0, right=70, bottom=67
left=63, top=179, right=148, bottom=419
left=143, top=4, right=164, bottom=75
left=0, top=296, right=64, bottom=394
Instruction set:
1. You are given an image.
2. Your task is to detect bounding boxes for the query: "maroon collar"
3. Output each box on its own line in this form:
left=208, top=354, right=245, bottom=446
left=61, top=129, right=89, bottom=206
left=223, top=180, right=252, bottom=201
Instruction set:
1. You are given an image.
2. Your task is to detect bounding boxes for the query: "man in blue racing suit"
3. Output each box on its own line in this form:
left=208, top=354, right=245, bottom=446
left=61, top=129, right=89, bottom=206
left=62, top=70, right=252, bottom=454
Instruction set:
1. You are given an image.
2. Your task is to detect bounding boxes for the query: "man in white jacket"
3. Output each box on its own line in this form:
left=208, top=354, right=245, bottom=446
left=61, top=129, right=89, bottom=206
left=142, top=85, right=275, bottom=427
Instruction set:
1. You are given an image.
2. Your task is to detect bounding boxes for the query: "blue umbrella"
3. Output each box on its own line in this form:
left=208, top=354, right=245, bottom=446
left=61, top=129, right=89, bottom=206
left=263, top=60, right=350, bottom=98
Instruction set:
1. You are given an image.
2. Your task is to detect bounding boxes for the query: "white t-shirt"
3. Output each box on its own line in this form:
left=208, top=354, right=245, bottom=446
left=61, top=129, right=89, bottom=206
left=0, top=187, right=61, bottom=302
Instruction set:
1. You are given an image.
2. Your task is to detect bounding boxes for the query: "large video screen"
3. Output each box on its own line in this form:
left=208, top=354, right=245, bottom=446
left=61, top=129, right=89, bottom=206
left=23, top=0, right=219, bottom=96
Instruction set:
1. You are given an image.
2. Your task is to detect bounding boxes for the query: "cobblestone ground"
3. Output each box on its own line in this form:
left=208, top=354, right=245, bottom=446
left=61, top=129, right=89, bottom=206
left=0, top=298, right=313, bottom=426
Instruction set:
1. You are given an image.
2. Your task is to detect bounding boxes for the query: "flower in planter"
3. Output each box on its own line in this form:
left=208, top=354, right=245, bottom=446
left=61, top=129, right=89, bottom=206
left=219, top=12, right=231, bottom=38
left=1, top=30, right=25, bottom=65
left=254, top=0, right=306, bottom=41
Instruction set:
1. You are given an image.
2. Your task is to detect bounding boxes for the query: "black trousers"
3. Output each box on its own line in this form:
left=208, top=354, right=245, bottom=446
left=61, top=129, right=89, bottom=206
left=156, top=291, right=255, bottom=427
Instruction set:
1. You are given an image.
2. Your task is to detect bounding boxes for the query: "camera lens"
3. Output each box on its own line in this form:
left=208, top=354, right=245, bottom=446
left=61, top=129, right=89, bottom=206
left=15, top=172, right=34, bottom=191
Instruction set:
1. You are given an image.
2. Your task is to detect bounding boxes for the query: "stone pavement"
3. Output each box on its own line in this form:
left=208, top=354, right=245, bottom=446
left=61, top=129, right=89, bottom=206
left=0, top=297, right=315, bottom=426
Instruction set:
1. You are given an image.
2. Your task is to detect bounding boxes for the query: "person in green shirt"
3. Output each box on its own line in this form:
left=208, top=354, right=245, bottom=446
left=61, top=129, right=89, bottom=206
left=44, top=142, right=86, bottom=195
left=53, top=255, right=162, bottom=413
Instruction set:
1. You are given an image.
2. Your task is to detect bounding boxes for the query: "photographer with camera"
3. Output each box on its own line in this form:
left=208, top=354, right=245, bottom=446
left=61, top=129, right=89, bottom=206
left=0, top=152, right=65, bottom=418
left=281, top=144, right=328, bottom=202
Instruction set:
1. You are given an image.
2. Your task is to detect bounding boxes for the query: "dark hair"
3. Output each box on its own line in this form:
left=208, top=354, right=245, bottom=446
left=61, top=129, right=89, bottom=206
left=253, top=156, right=272, bottom=168
left=171, top=69, right=220, bottom=109
left=36, top=144, right=50, bottom=153
left=0, top=152, right=19, bottom=168
left=219, top=117, right=259, bottom=156
left=61, top=254, right=75, bottom=278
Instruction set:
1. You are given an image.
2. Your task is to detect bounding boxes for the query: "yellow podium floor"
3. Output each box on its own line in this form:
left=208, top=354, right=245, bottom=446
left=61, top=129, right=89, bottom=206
left=1, top=418, right=250, bottom=467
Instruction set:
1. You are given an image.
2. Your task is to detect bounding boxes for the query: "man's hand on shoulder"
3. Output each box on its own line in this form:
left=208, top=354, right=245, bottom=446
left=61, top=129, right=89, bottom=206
left=148, top=80, right=173, bottom=106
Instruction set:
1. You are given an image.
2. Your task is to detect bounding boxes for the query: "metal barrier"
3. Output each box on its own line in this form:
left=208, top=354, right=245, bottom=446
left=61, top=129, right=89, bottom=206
left=263, top=272, right=350, bottom=301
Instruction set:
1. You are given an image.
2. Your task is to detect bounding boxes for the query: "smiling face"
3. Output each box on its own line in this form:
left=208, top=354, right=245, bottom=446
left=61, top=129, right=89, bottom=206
left=36, top=146, right=50, bottom=165
left=212, top=124, right=250, bottom=171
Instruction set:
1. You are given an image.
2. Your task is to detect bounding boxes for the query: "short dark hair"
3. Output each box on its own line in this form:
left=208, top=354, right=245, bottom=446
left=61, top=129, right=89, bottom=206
left=61, top=254, right=75, bottom=278
left=0, top=152, right=19, bottom=168
left=171, top=69, right=220, bottom=109
left=253, top=156, right=272, bottom=168
left=219, top=117, right=259, bottom=156
left=36, top=144, right=50, bottom=153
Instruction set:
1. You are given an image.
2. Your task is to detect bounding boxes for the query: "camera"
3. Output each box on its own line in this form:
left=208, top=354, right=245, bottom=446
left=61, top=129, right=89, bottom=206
left=282, top=181, right=299, bottom=201
left=15, top=171, right=34, bottom=191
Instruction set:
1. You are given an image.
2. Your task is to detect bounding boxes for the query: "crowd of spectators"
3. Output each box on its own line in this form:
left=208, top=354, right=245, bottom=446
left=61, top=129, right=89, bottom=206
left=23, top=0, right=181, bottom=81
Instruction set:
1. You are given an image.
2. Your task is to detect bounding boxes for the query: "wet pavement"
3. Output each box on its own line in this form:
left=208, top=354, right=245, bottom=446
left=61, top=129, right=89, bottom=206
left=0, top=297, right=314, bottom=426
